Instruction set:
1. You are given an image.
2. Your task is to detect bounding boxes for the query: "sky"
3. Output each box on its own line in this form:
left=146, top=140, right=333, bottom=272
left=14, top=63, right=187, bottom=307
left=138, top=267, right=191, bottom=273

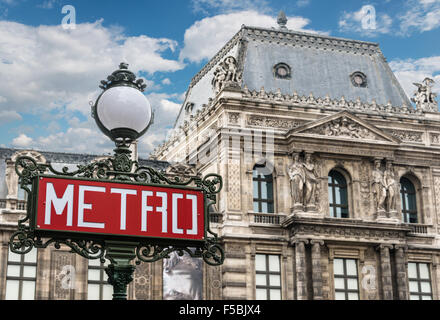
left=0, top=0, right=439, bottom=158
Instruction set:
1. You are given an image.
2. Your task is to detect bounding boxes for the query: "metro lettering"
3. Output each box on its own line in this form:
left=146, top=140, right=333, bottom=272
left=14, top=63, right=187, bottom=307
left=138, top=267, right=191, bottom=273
left=38, top=178, right=204, bottom=241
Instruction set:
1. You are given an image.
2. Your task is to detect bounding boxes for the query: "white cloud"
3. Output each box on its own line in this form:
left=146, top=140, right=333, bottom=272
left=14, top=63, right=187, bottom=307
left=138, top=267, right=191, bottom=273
left=161, top=78, right=171, bottom=85
left=191, top=0, right=270, bottom=14
left=0, top=110, right=21, bottom=124
left=0, top=20, right=184, bottom=117
left=339, top=5, right=393, bottom=36
left=180, top=10, right=324, bottom=63
left=390, top=56, right=440, bottom=100
left=296, top=0, right=311, bottom=7
left=160, top=99, right=181, bottom=114
left=38, top=0, right=58, bottom=9
left=0, top=0, right=16, bottom=4
left=399, top=0, right=440, bottom=34
left=135, top=93, right=183, bottom=157
left=12, top=133, right=33, bottom=147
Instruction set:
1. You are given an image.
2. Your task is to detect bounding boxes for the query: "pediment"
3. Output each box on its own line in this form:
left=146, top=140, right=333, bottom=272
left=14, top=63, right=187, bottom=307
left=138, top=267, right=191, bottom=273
left=290, top=111, right=399, bottom=143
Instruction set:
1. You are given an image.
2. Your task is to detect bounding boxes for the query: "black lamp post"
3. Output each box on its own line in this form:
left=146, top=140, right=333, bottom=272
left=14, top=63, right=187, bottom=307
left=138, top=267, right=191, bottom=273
left=91, top=63, right=153, bottom=300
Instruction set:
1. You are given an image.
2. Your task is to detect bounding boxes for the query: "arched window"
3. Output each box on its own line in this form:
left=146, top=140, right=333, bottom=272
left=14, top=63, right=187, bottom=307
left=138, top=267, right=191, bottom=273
left=400, top=177, right=418, bottom=223
left=328, top=170, right=349, bottom=218
left=253, top=164, right=274, bottom=213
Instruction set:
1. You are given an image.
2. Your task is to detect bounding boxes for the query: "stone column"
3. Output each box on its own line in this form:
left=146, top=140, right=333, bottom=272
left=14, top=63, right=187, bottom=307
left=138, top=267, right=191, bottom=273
left=310, top=240, right=324, bottom=300
left=294, top=239, right=309, bottom=300
left=378, top=244, right=394, bottom=300
left=394, top=245, right=408, bottom=300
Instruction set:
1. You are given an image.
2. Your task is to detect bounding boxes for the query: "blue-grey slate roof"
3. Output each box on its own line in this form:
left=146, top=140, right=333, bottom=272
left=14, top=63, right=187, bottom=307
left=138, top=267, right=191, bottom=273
left=174, top=25, right=411, bottom=128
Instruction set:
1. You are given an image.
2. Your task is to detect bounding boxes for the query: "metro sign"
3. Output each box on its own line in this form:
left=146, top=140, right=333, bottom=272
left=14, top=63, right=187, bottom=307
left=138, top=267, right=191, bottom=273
left=30, top=176, right=206, bottom=243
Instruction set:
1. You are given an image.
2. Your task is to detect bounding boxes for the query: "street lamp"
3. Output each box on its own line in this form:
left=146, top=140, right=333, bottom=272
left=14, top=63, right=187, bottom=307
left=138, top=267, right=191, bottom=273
left=91, top=62, right=155, bottom=299
left=92, top=62, right=152, bottom=151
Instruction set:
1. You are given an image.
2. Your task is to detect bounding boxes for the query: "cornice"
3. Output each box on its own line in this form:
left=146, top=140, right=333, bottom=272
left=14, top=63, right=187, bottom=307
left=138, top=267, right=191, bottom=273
left=243, top=25, right=382, bottom=56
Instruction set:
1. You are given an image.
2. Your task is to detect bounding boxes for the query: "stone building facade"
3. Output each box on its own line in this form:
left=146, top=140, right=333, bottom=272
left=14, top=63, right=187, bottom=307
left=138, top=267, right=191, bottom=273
left=1, top=17, right=440, bottom=300
left=152, top=19, right=440, bottom=300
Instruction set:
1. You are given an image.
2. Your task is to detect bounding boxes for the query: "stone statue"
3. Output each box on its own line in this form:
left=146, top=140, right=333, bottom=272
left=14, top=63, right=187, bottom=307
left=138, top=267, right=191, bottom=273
left=411, top=77, right=438, bottom=112
left=5, top=162, right=16, bottom=198
left=224, top=56, right=239, bottom=82
left=287, top=152, right=305, bottom=206
left=212, top=56, right=241, bottom=94
left=383, top=161, right=396, bottom=212
left=212, top=65, right=226, bottom=94
left=303, top=153, right=319, bottom=208
left=372, top=159, right=387, bottom=212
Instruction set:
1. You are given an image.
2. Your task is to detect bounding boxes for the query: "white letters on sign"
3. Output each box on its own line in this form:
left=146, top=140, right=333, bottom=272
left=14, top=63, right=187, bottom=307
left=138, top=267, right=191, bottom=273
left=141, top=191, right=168, bottom=233
left=186, top=194, right=198, bottom=235
left=111, top=188, right=137, bottom=230
left=42, top=182, right=200, bottom=236
left=78, top=185, right=105, bottom=229
left=45, top=183, right=74, bottom=226
left=172, top=193, right=198, bottom=235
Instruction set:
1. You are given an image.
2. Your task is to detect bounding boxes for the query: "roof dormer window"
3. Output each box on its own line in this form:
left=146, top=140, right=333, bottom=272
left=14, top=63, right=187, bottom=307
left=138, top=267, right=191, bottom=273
left=274, top=63, right=291, bottom=80
left=350, top=71, right=367, bottom=88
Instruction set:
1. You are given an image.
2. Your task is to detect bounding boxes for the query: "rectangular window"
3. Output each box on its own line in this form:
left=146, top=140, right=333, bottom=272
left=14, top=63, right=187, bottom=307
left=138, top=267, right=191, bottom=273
left=5, top=248, right=37, bottom=300
left=87, top=259, right=113, bottom=300
left=255, top=254, right=281, bottom=300
left=408, top=262, right=432, bottom=300
left=333, top=258, right=359, bottom=300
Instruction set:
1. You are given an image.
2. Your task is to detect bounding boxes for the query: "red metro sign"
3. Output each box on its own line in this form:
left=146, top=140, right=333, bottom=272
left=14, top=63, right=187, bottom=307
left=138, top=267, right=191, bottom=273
left=32, top=176, right=205, bottom=242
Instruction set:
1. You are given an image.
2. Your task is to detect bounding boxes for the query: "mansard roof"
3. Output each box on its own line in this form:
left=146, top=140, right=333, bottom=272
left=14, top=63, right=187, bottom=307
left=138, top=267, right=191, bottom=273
left=175, top=24, right=412, bottom=128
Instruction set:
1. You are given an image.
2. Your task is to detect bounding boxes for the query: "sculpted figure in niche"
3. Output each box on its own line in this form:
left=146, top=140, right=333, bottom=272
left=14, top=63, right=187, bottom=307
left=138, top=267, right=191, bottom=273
left=383, top=161, right=396, bottom=212
left=288, top=152, right=305, bottom=206
left=303, top=153, right=319, bottom=207
left=372, top=160, right=387, bottom=212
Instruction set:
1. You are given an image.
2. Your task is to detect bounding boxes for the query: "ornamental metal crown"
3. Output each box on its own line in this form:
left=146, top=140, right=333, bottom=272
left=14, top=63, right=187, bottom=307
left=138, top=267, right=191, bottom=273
left=99, top=62, right=147, bottom=92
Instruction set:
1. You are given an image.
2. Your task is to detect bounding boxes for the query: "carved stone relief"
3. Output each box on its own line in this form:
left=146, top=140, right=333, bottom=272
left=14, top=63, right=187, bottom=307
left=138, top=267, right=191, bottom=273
left=212, top=56, right=242, bottom=95
left=387, top=129, right=423, bottom=143
left=133, top=262, right=152, bottom=300
left=431, top=133, right=440, bottom=145
left=306, top=116, right=378, bottom=140
left=434, top=176, right=440, bottom=226
left=228, top=158, right=241, bottom=211
left=247, top=115, right=304, bottom=130
left=292, top=224, right=407, bottom=243
left=228, top=112, right=240, bottom=125
left=359, top=160, right=371, bottom=213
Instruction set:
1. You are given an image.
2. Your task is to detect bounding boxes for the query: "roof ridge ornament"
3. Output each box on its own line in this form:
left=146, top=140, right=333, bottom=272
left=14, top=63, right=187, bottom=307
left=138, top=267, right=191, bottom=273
left=277, top=11, right=288, bottom=30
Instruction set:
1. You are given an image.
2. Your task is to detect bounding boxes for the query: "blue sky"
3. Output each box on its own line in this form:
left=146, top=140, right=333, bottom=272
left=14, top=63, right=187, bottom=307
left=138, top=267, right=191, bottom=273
left=0, top=0, right=439, bottom=158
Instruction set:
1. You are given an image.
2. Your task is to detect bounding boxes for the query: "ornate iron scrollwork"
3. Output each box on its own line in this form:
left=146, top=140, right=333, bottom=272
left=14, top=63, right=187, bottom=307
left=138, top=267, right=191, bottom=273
left=10, top=150, right=224, bottom=266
